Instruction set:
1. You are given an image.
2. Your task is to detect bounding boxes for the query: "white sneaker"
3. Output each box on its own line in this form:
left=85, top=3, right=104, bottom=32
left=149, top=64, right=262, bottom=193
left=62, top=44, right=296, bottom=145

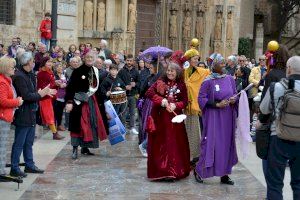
left=139, top=143, right=148, bottom=158
left=130, top=128, right=139, bottom=135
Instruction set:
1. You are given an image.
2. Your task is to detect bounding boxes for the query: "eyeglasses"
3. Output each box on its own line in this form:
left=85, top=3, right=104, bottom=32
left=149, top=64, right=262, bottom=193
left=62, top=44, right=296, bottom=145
left=239, top=60, right=245, bottom=62
left=259, top=59, right=265, bottom=61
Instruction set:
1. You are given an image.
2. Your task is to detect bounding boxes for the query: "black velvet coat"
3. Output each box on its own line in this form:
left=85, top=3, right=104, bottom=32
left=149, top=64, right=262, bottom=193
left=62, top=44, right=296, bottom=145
left=65, top=64, right=99, bottom=134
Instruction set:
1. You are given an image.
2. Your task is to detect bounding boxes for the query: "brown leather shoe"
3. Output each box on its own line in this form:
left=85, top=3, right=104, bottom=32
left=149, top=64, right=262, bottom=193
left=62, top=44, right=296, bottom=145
left=57, top=125, right=66, bottom=131
left=53, top=132, right=65, bottom=140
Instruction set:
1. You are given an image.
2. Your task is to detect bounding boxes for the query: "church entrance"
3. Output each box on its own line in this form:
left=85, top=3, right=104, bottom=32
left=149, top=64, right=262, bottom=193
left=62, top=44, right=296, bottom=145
left=135, top=0, right=157, bottom=53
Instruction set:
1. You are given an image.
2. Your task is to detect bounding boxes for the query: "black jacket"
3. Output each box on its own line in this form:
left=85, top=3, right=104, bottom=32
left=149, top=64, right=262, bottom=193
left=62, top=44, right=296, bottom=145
left=100, top=75, right=126, bottom=101
left=262, top=69, right=286, bottom=99
left=117, top=65, right=140, bottom=96
left=139, top=74, right=160, bottom=98
left=65, top=64, right=99, bottom=133
left=13, top=68, right=41, bottom=126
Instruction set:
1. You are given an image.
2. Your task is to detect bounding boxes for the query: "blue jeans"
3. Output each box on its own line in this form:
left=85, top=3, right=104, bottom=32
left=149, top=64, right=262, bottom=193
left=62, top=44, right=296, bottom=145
left=141, top=137, right=148, bottom=150
left=127, top=96, right=136, bottom=128
left=11, top=126, right=36, bottom=171
left=41, top=38, right=50, bottom=50
left=266, top=136, right=300, bottom=200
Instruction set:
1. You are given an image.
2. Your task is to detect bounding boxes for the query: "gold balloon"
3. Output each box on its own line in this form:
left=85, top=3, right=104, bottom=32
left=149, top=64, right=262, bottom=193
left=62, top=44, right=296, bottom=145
left=267, top=40, right=279, bottom=52
left=190, top=38, right=199, bottom=47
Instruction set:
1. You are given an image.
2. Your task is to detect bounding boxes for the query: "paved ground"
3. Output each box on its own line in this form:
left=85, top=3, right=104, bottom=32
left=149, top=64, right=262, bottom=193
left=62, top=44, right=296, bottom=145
left=17, top=134, right=266, bottom=200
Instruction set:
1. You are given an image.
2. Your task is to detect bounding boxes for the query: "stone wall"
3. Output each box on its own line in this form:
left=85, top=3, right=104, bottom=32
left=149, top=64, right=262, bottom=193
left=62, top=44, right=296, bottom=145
left=0, top=0, right=78, bottom=50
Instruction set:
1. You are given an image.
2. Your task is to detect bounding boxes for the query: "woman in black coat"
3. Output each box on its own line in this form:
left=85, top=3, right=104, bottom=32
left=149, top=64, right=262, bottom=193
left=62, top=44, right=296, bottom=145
left=65, top=52, right=107, bottom=159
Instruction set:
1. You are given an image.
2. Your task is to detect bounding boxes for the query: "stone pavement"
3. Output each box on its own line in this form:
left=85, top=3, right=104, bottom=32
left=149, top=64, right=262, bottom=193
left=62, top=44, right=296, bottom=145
left=17, top=134, right=267, bottom=200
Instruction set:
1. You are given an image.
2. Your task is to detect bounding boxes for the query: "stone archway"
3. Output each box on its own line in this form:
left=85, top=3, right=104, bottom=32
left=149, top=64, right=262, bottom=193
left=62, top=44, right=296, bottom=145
left=135, top=0, right=157, bottom=53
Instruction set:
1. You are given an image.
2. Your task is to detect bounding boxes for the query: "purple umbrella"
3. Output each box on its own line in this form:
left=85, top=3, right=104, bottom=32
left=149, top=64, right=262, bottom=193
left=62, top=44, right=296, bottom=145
left=140, top=46, right=173, bottom=60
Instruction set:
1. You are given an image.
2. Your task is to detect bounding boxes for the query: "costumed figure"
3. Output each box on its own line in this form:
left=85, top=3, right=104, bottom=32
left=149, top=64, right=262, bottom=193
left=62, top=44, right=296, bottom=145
left=137, top=59, right=160, bottom=157
left=37, top=57, right=65, bottom=140
left=145, top=62, right=190, bottom=181
left=194, top=55, right=238, bottom=185
left=65, top=52, right=107, bottom=160
left=183, top=41, right=210, bottom=166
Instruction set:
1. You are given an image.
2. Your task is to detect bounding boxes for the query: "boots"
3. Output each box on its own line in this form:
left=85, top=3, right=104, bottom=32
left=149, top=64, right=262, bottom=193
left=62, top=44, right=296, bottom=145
left=81, top=147, right=95, bottom=155
left=53, top=132, right=65, bottom=140
left=194, top=169, right=203, bottom=183
left=220, top=175, right=234, bottom=185
left=72, top=146, right=78, bottom=160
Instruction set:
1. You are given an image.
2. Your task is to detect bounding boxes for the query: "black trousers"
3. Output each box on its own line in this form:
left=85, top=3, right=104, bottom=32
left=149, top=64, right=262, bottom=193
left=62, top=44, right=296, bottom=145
left=266, top=136, right=300, bottom=200
left=54, top=100, right=65, bottom=127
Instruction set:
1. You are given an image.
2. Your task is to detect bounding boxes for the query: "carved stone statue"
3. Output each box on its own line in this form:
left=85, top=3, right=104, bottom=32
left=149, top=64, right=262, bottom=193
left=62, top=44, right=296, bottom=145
left=183, top=11, right=192, bottom=38
left=127, top=1, right=137, bottom=32
left=169, top=10, right=177, bottom=38
left=214, top=12, right=222, bottom=41
left=97, top=1, right=106, bottom=32
left=83, top=0, right=93, bottom=30
left=226, top=11, right=233, bottom=41
left=195, top=11, right=204, bottom=40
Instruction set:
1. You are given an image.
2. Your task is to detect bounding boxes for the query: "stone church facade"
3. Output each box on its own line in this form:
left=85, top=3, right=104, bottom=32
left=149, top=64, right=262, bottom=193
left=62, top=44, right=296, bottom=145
left=2, top=0, right=283, bottom=59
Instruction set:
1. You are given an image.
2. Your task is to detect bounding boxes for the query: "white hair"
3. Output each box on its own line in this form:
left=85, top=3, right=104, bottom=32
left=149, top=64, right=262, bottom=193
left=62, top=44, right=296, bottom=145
left=104, top=59, right=112, bottom=65
left=19, top=52, right=33, bottom=66
left=227, top=55, right=237, bottom=64
left=287, top=56, right=300, bottom=74
left=100, top=39, right=108, bottom=47
left=69, top=57, right=78, bottom=63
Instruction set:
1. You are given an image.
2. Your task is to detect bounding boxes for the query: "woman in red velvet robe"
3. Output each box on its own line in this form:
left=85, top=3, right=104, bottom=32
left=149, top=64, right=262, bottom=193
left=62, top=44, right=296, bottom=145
left=145, top=62, right=190, bottom=181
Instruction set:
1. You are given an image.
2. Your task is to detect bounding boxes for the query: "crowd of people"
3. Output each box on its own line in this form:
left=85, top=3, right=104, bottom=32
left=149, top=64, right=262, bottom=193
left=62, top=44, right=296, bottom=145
left=0, top=30, right=299, bottom=199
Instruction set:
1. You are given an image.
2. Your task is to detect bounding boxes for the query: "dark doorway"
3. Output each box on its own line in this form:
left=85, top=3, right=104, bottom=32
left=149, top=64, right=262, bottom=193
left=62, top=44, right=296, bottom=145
left=135, top=0, right=157, bottom=53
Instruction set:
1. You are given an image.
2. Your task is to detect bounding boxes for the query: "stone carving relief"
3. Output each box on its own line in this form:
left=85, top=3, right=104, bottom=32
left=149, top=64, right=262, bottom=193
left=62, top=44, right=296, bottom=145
left=183, top=10, right=192, bottom=39
left=112, top=32, right=123, bottom=53
left=214, top=11, right=223, bottom=41
left=83, top=0, right=93, bottom=30
left=169, top=10, right=178, bottom=38
left=226, top=9, right=233, bottom=41
left=195, top=10, right=205, bottom=40
left=127, top=0, right=137, bottom=32
left=97, top=1, right=106, bottom=32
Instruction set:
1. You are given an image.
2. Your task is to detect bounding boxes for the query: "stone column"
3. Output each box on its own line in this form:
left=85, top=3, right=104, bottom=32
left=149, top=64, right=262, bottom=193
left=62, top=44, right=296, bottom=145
left=225, top=6, right=234, bottom=57
left=93, top=0, right=97, bottom=31
left=255, top=23, right=264, bottom=60
left=106, top=0, right=115, bottom=32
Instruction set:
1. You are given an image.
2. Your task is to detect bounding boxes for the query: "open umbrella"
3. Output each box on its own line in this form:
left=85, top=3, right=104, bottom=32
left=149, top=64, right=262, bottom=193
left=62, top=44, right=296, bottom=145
left=140, top=46, right=173, bottom=60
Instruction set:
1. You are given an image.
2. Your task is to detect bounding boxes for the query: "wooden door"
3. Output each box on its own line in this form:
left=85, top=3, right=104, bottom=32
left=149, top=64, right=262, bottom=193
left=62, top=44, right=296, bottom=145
left=135, top=0, right=157, bottom=53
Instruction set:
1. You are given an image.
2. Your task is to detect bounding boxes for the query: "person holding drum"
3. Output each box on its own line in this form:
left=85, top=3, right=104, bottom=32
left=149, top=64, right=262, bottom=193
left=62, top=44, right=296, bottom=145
left=100, top=64, right=127, bottom=124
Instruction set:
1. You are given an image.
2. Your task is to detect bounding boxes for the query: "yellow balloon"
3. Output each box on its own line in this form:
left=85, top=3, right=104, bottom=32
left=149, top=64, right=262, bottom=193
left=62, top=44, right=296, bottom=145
left=267, top=40, right=279, bottom=52
left=190, top=38, right=199, bottom=47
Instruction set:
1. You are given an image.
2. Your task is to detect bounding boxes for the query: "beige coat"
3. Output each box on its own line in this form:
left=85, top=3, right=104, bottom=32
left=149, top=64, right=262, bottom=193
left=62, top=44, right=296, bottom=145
left=248, top=66, right=261, bottom=98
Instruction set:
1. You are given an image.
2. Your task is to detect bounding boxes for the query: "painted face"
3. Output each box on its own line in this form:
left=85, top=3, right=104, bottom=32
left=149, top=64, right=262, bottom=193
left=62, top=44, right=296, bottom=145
left=166, top=67, right=177, bottom=81
left=190, top=56, right=199, bottom=67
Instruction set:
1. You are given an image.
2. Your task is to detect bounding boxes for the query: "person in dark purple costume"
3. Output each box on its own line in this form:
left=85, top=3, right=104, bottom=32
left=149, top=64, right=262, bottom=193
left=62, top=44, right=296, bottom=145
left=194, top=54, right=238, bottom=185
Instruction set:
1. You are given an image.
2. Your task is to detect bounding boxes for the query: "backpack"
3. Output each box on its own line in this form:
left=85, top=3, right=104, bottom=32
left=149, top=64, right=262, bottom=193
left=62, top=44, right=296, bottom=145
left=275, top=79, right=300, bottom=141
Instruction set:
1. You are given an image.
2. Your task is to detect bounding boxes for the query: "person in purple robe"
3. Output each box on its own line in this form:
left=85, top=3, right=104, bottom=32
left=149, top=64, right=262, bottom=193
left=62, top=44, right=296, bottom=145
left=194, top=54, right=238, bottom=185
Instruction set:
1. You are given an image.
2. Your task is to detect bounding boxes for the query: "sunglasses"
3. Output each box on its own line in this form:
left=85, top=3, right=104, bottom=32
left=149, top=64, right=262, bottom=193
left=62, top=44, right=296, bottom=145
left=259, top=59, right=265, bottom=61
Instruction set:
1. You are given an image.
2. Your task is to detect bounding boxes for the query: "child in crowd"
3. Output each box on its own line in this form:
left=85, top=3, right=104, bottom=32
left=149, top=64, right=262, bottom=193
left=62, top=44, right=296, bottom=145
left=100, top=64, right=126, bottom=123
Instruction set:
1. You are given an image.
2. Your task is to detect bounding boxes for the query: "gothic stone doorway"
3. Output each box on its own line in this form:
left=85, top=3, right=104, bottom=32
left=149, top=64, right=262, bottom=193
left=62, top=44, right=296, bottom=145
left=135, top=0, right=157, bottom=54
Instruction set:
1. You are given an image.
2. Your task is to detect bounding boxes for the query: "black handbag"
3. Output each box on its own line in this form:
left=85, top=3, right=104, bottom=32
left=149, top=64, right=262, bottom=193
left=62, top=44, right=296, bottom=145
left=255, top=83, right=276, bottom=160
left=255, top=123, right=271, bottom=159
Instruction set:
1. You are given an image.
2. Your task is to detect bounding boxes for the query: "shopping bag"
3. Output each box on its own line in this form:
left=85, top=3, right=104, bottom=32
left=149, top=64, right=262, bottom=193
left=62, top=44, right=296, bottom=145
left=104, top=100, right=126, bottom=145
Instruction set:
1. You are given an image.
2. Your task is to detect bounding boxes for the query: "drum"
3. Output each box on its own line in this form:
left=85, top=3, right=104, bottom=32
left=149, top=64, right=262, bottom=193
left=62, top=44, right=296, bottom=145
left=110, top=91, right=127, bottom=104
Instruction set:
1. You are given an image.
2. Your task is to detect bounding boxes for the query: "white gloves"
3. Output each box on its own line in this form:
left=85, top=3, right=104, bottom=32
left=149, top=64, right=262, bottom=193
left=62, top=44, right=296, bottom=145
left=161, top=98, right=168, bottom=107
left=169, top=103, right=176, bottom=112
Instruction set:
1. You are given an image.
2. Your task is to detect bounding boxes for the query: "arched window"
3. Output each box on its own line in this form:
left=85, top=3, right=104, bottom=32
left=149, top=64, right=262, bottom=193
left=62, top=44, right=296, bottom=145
left=0, top=0, right=15, bottom=25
